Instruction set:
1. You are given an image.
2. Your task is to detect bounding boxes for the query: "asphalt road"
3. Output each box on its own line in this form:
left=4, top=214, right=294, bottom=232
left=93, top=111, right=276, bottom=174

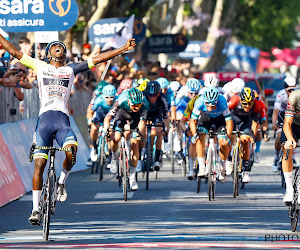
left=1, top=138, right=300, bottom=249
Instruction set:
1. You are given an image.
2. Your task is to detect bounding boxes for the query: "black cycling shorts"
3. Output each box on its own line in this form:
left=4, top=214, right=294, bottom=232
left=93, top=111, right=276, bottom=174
left=196, top=110, right=226, bottom=133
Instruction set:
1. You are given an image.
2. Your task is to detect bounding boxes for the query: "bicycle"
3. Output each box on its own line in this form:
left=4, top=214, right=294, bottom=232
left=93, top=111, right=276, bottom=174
left=276, top=148, right=286, bottom=188
left=141, top=121, right=164, bottom=190
left=231, top=127, right=254, bottom=196
left=29, top=144, right=75, bottom=241
left=193, top=125, right=219, bottom=201
left=285, top=148, right=300, bottom=232
left=241, top=139, right=255, bottom=190
left=180, top=129, right=190, bottom=177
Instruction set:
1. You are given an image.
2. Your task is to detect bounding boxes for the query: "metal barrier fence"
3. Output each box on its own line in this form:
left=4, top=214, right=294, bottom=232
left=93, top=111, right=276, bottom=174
left=0, top=87, right=92, bottom=124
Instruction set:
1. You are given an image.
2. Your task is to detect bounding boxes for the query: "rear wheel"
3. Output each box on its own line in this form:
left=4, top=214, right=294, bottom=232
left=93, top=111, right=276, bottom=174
left=232, top=146, right=240, bottom=198
left=146, top=131, right=151, bottom=191
left=197, top=176, right=201, bottom=193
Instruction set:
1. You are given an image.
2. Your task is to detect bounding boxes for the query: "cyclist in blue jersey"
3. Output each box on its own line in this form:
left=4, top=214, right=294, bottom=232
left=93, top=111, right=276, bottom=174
left=156, top=77, right=176, bottom=153
left=103, top=88, right=149, bottom=191
left=174, top=78, right=201, bottom=160
left=190, top=87, right=233, bottom=182
left=0, top=33, right=136, bottom=224
left=140, top=80, right=170, bottom=171
left=89, top=85, right=117, bottom=161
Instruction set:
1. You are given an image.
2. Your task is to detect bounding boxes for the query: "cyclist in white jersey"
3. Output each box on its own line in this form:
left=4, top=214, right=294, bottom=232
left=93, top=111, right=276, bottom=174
left=0, top=33, right=136, bottom=224
left=272, top=77, right=297, bottom=172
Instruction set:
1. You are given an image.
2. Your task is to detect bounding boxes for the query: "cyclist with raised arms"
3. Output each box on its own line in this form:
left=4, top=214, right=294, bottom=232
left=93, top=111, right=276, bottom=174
left=141, top=80, right=169, bottom=171
left=228, top=87, right=266, bottom=183
left=281, top=88, right=300, bottom=204
left=0, top=33, right=136, bottom=224
left=272, top=77, right=297, bottom=172
left=104, top=88, right=148, bottom=191
left=89, top=85, right=117, bottom=161
left=190, top=87, right=233, bottom=182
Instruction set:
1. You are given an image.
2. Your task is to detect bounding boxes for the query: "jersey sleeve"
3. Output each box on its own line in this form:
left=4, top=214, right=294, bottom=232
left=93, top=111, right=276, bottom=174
left=140, top=98, right=149, bottom=121
left=191, top=96, right=203, bottom=120
left=183, top=96, right=198, bottom=121
left=161, top=95, right=169, bottom=119
left=91, top=96, right=102, bottom=111
left=228, top=95, right=240, bottom=110
left=69, top=59, right=95, bottom=75
left=175, top=85, right=188, bottom=104
left=285, top=91, right=297, bottom=118
left=107, top=100, right=120, bottom=118
left=219, top=96, right=231, bottom=121
left=19, top=53, right=46, bottom=72
left=274, top=90, right=284, bottom=110
left=168, top=90, right=176, bottom=107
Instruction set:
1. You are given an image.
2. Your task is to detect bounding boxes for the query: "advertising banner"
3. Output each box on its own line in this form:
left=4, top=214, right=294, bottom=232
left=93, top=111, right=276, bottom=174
left=89, top=17, right=146, bottom=47
left=146, top=33, right=188, bottom=54
left=0, top=0, right=79, bottom=32
left=0, top=131, right=25, bottom=207
left=179, top=41, right=213, bottom=59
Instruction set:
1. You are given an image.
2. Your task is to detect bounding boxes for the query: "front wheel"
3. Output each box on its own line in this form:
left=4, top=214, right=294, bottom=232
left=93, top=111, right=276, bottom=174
left=232, top=146, right=240, bottom=198
left=99, top=136, right=105, bottom=181
left=43, top=173, right=53, bottom=241
left=122, top=148, right=128, bottom=201
left=207, top=149, right=213, bottom=201
left=170, top=132, right=174, bottom=174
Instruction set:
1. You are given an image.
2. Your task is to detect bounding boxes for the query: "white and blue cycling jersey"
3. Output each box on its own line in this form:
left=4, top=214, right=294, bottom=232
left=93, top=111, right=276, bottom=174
left=191, top=95, right=232, bottom=121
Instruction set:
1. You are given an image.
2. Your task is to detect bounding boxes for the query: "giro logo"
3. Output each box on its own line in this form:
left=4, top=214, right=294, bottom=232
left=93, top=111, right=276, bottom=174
left=49, top=0, right=71, bottom=17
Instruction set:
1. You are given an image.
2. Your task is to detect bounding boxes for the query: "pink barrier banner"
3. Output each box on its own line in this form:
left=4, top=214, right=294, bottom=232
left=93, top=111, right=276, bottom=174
left=0, top=131, right=25, bottom=207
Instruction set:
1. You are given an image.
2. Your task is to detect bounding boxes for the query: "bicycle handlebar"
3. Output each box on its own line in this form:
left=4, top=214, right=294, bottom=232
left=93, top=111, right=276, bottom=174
left=29, top=144, right=76, bottom=165
left=285, top=145, right=300, bottom=160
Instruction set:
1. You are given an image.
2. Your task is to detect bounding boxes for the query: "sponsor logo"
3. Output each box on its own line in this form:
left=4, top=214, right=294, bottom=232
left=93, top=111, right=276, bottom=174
left=49, top=0, right=71, bottom=17
left=0, top=0, right=44, bottom=15
left=46, top=86, right=66, bottom=94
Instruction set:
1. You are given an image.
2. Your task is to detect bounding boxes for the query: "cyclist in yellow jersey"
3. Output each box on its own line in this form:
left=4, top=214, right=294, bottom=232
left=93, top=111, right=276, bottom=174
left=179, top=95, right=200, bottom=179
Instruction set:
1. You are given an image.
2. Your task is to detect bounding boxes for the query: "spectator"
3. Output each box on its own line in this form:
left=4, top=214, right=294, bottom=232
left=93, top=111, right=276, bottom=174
left=19, top=37, right=32, bottom=56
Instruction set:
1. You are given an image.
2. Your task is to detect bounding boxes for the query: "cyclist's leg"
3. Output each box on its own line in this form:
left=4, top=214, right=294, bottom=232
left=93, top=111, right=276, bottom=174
left=281, top=123, right=300, bottom=203
left=255, top=121, right=262, bottom=163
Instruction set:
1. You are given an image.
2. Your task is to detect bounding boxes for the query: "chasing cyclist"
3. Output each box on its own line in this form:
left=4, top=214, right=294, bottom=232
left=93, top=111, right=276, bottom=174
left=0, top=33, right=136, bottom=224
left=88, top=85, right=117, bottom=162
left=103, top=88, right=148, bottom=191
left=190, top=87, right=233, bottom=182
left=281, top=88, right=300, bottom=204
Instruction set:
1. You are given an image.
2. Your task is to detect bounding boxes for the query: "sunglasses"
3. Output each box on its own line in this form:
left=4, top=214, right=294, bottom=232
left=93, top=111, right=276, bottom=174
left=205, top=100, right=218, bottom=106
left=105, top=96, right=114, bottom=100
left=147, top=93, right=159, bottom=97
left=241, top=101, right=253, bottom=107
left=130, top=103, right=142, bottom=108
left=189, top=92, right=198, bottom=96
left=287, top=89, right=294, bottom=93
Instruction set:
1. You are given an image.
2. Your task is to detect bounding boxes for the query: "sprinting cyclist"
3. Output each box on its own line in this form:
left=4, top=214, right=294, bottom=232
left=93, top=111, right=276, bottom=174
left=142, top=80, right=169, bottom=171
left=180, top=93, right=200, bottom=180
left=104, top=88, right=148, bottom=191
left=272, top=77, right=297, bottom=172
left=175, top=78, right=201, bottom=161
left=281, top=89, right=300, bottom=204
left=156, top=77, right=176, bottom=153
left=190, top=87, right=233, bottom=182
left=0, top=32, right=136, bottom=224
left=228, top=87, right=267, bottom=183
left=89, top=85, right=117, bottom=161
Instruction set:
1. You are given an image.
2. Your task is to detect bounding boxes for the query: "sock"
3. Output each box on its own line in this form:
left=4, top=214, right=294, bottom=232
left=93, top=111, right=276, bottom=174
left=112, top=150, right=119, bottom=160
left=32, top=190, right=42, bottom=212
left=198, top=157, right=205, bottom=169
left=130, top=165, right=137, bottom=174
left=155, top=149, right=161, bottom=162
left=220, top=159, right=226, bottom=170
left=255, top=141, right=261, bottom=153
left=93, top=140, right=97, bottom=148
left=274, top=150, right=280, bottom=160
left=59, top=168, right=70, bottom=184
left=140, top=148, right=145, bottom=161
left=284, top=172, right=293, bottom=193
left=189, top=157, right=196, bottom=172
left=163, top=135, right=168, bottom=143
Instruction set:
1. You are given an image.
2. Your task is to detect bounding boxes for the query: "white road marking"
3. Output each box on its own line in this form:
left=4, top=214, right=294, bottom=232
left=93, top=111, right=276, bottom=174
left=245, top=193, right=283, bottom=198
left=94, top=192, right=133, bottom=199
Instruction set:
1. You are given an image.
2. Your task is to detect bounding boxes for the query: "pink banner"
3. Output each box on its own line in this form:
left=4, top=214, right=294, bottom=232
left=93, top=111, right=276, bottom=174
left=0, top=131, right=25, bottom=207
left=203, top=72, right=256, bottom=81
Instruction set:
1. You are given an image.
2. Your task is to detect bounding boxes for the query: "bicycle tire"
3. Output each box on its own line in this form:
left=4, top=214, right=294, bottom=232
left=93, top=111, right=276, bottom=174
left=43, top=171, right=53, bottom=241
left=171, top=132, right=174, bottom=174
left=99, top=135, right=105, bottom=181
left=122, top=147, right=128, bottom=201
left=146, top=133, right=151, bottom=191
left=291, top=207, right=299, bottom=232
left=197, top=176, right=201, bottom=193
left=232, top=146, right=239, bottom=198
left=181, top=159, right=186, bottom=177
left=207, top=148, right=213, bottom=201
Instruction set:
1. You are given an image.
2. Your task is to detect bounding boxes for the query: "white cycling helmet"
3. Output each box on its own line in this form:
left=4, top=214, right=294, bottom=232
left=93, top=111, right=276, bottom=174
left=283, top=77, right=296, bottom=89
left=204, top=75, right=219, bottom=87
left=170, top=81, right=180, bottom=92
left=222, top=81, right=232, bottom=93
left=231, top=78, right=245, bottom=93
